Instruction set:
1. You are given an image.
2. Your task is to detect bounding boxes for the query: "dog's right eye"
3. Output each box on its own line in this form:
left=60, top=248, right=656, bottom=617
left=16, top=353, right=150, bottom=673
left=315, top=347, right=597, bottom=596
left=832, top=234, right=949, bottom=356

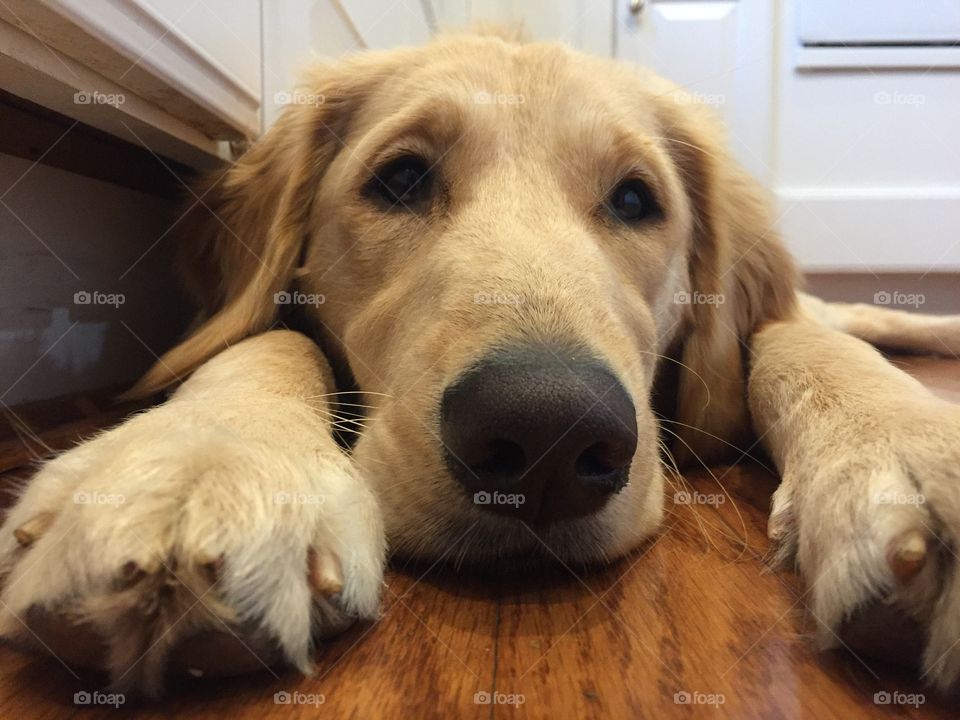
left=365, top=155, right=434, bottom=210
left=606, top=178, right=661, bottom=223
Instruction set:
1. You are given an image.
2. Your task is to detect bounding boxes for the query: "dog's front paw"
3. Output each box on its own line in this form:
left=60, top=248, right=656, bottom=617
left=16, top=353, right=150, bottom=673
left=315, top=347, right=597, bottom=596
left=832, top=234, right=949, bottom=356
left=0, top=409, right=385, bottom=696
left=769, top=403, right=960, bottom=690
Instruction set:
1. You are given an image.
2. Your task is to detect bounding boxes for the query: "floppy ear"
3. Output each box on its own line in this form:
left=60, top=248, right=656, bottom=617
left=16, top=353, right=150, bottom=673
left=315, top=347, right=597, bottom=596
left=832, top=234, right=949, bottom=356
left=125, top=61, right=383, bottom=399
left=654, top=90, right=799, bottom=465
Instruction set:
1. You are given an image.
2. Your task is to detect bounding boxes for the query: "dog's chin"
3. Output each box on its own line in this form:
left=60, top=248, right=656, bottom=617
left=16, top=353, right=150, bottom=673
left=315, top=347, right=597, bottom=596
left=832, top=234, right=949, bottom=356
left=388, top=473, right=665, bottom=573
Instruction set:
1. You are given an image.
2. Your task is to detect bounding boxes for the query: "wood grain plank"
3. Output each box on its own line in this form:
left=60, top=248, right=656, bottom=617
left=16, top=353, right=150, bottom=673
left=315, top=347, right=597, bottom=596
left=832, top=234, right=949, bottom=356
left=491, top=465, right=957, bottom=718
left=0, top=359, right=958, bottom=717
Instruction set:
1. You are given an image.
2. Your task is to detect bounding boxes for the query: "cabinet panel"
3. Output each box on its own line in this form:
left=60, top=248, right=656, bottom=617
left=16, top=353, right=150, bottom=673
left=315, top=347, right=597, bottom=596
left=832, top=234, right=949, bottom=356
left=140, top=0, right=262, bottom=99
left=620, top=1, right=740, bottom=93
left=0, top=0, right=261, bottom=139
left=467, top=0, right=612, bottom=56
left=261, top=0, right=436, bottom=128
left=798, top=0, right=960, bottom=45
left=338, top=0, right=432, bottom=49
left=776, top=0, right=960, bottom=271
left=615, top=0, right=775, bottom=181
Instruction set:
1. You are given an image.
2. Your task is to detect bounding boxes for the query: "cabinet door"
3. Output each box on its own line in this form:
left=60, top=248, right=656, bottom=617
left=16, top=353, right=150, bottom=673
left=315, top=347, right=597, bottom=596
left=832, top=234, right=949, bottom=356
left=0, top=0, right=262, bottom=138
left=775, top=0, right=960, bottom=272
left=262, top=0, right=435, bottom=128
left=615, top=0, right=774, bottom=181
left=798, top=0, right=960, bottom=45
left=466, top=0, right=613, bottom=56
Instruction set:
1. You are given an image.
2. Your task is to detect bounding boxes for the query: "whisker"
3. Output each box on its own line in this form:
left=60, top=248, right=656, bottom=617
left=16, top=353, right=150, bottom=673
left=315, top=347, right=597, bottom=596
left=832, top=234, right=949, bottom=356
left=655, top=416, right=775, bottom=475
left=305, top=390, right=395, bottom=400
left=632, top=349, right=712, bottom=413
left=658, top=424, right=751, bottom=561
left=2, top=410, right=60, bottom=462
left=647, top=135, right=725, bottom=165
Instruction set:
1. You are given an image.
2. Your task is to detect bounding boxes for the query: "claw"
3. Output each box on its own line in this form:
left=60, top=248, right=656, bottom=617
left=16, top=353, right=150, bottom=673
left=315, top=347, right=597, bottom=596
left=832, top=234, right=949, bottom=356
left=887, top=529, right=928, bottom=582
left=308, top=547, right=343, bottom=598
left=13, top=512, right=54, bottom=547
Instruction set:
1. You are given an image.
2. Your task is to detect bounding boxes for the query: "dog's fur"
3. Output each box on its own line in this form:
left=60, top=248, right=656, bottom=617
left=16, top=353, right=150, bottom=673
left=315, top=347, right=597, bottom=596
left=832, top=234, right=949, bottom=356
left=3, top=29, right=960, bottom=696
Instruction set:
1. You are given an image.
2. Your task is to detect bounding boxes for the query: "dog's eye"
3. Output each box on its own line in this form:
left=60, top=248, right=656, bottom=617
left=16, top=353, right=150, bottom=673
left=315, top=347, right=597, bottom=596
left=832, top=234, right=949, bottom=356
left=366, top=155, right=434, bottom=209
left=606, top=179, right=659, bottom=223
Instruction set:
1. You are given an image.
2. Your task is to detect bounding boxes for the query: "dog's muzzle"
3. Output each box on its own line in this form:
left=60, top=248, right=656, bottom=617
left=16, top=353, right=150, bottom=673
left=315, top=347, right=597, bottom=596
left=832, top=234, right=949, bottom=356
left=440, top=346, right=638, bottom=524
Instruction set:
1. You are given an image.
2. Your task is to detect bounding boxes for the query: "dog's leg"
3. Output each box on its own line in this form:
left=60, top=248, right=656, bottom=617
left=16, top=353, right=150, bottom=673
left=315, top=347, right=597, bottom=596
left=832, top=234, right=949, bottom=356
left=0, top=330, right=384, bottom=696
left=748, top=316, right=960, bottom=689
left=799, top=291, right=960, bottom=356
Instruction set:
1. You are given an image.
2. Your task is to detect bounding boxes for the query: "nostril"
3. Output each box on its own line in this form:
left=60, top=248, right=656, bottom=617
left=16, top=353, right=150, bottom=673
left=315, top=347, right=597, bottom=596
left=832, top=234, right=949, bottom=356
left=471, top=438, right=526, bottom=479
left=575, top=442, right=614, bottom=478
left=575, top=442, right=630, bottom=484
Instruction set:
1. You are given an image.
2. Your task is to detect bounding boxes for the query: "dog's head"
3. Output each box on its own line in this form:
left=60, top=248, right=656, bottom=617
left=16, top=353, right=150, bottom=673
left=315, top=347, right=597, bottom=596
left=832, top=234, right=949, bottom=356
left=135, top=30, right=796, bottom=566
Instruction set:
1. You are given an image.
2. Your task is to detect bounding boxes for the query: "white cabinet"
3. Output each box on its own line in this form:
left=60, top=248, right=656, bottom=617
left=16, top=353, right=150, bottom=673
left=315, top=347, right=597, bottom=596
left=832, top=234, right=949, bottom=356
left=774, top=0, right=960, bottom=271
left=141, top=0, right=262, bottom=95
left=135, top=0, right=262, bottom=130
left=0, top=0, right=262, bottom=167
left=614, top=0, right=960, bottom=272
left=615, top=0, right=775, bottom=183
left=467, top=0, right=613, bottom=56
left=337, top=0, right=433, bottom=49
left=261, top=0, right=435, bottom=128
left=259, top=0, right=614, bottom=128
left=798, top=0, right=960, bottom=45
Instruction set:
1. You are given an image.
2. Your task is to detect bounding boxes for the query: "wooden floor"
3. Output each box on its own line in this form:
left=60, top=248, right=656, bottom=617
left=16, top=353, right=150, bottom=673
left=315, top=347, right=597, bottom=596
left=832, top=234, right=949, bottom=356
left=0, top=358, right=958, bottom=718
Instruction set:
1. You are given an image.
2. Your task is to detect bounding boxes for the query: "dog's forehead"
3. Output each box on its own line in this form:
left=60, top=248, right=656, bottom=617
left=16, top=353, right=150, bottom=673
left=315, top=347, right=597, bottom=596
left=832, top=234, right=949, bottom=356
left=429, top=39, right=646, bottom=112
left=350, top=38, right=664, bottom=157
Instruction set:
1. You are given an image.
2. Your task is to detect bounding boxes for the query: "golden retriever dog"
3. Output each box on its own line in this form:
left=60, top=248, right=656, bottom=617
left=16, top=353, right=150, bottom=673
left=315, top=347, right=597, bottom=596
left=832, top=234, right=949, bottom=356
left=2, top=28, right=960, bottom=697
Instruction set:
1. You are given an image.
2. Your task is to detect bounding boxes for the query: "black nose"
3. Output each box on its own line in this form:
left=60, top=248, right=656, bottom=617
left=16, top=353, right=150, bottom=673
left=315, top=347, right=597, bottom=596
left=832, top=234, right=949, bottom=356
left=440, top=347, right=637, bottom=524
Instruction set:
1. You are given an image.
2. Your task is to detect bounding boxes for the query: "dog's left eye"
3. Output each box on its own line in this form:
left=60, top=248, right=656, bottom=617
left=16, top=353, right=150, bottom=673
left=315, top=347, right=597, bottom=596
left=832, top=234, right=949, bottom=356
left=606, top=179, right=660, bottom=223
left=365, top=155, right=434, bottom=209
